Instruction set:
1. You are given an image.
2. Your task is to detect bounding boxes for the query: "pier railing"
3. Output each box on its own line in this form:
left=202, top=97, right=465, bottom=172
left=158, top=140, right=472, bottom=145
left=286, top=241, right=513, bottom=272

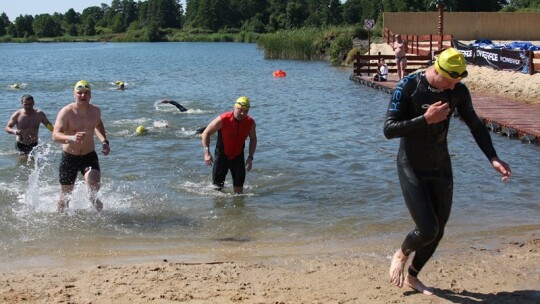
left=384, top=28, right=452, bottom=56
left=353, top=52, right=434, bottom=77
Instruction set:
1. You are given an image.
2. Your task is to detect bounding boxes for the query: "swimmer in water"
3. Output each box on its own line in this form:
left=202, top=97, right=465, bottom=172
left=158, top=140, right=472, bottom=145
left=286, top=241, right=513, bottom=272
left=201, top=96, right=257, bottom=194
left=5, top=94, right=54, bottom=157
left=52, top=80, right=111, bottom=212
left=157, top=99, right=207, bottom=134
left=384, top=48, right=511, bottom=295
left=158, top=99, right=188, bottom=112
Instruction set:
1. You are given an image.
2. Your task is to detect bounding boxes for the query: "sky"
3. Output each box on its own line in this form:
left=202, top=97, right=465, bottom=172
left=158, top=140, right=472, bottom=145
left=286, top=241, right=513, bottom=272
left=1, top=0, right=187, bottom=21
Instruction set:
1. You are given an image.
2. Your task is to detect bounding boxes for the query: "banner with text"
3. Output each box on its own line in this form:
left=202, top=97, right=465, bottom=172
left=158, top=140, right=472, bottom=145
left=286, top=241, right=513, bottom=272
left=453, top=39, right=529, bottom=73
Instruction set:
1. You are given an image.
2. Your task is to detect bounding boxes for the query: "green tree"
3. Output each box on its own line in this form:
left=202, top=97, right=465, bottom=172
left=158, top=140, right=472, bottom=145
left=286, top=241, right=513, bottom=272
left=155, top=0, right=183, bottom=28
left=6, top=23, right=16, bottom=36
left=68, top=24, right=78, bottom=36
left=111, top=14, right=124, bottom=32
left=83, top=16, right=97, bottom=36
left=266, top=0, right=287, bottom=31
left=1, top=12, right=9, bottom=26
left=33, top=14, right=63, bottom=37
left=14, top=15, right=34, bottom=37
left=64, top=8, right=81, bottom=24
left=342, top=0, right=364, bottom=24
left=320, top=0, right=343, bottom=26
left=0, top=12, right=10, bottom=35
left=454, top=0, right=507, bottom=11
left=81, top=6, right=105, bottom=27
left=229, top=0, right=268, bottom=29
left=286, top=0, right=308, bottom=29
left=188, top=0, right=230, bottom=31
left=511, top=0, right=540, bottom=7
left=108, top=0, right=138, bottom=31
left=242, top=13, right=267, bottom=32
left=146, top=20, right=162, bottom=41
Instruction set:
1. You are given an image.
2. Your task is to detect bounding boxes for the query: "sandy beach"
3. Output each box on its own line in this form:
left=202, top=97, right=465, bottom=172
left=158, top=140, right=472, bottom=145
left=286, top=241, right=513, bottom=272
left=368, top=41, right=540, bottom=105
left=0, top=239, right=538, bottom=303
left=1, top=42, right=539, bottom=304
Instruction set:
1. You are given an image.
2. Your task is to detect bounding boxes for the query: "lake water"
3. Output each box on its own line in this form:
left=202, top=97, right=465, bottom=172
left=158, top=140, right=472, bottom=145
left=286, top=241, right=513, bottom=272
left=0, top=42, right=538, bottom=271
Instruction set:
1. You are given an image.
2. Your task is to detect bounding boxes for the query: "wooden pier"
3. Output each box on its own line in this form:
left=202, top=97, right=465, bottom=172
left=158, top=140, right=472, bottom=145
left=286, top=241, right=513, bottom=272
left=350, top=74, right=540, bottom=144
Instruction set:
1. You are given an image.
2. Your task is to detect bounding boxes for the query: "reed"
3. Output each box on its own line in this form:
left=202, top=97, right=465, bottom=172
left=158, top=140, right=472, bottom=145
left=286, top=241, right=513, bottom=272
left=257, top=29, right=325, bottom=60
left=167, top=31, right=259, bottom=43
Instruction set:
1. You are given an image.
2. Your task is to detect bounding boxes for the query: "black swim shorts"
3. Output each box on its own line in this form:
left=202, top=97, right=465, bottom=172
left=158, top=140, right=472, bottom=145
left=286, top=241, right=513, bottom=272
left=59, top=151, right=101, bottom=185
left=15, top=142, right=38, bottom=154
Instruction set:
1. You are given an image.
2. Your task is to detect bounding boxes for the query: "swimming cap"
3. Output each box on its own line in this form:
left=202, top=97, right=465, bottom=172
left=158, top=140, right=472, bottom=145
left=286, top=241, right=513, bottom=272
left=135, top=125, right=147, bottom=134
left=434, top=48, right=467, bottom=79
left=74, top=80, right=91, bottom=92
left=234, top=96, right=250, bottom=109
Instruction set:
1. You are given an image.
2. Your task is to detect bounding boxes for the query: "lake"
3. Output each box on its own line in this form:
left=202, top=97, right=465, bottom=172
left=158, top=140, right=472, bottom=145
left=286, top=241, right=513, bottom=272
left=0, top=42, right=538, bottom=271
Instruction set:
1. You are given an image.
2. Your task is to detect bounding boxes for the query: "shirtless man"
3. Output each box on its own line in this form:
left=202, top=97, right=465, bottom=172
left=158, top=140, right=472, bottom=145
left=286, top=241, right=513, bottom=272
left=52, top=80, right=111, bottom=211
left=5, top=94, right=54, bottom=156
left=393, top=34, right=408, bottom=79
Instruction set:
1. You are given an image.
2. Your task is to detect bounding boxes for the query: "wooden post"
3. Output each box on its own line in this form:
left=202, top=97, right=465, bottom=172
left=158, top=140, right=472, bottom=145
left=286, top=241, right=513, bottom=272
left=529, top=50, right=534, bottom=75
left=368, top=29, right=371, bottom=76
left=437, top=1, right=445, bottom=50
left=429, top=34, right=433, bottom=56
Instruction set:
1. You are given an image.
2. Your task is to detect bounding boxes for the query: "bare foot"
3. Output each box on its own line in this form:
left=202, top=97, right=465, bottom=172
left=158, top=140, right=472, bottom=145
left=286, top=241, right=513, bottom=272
left=389, top=249, right=408, bottom=287
left=92, top=198, right=103, bottom=211
left=405, top=275, right=434, bottom=295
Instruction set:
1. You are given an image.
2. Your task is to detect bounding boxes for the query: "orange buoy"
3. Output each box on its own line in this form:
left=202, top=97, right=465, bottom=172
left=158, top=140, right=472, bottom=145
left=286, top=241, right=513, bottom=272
left=273, top=69, right=286, bottom=77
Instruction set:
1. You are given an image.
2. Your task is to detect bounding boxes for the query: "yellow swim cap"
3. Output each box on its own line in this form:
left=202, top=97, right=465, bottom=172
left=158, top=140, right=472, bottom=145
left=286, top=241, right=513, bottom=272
left=434, top=48, right=468, bottom=79
left=135, top=125, right=147, bottom=134
left=234, top=96, right=250, bottom=109
left=74, top=80, right=91, bottom=92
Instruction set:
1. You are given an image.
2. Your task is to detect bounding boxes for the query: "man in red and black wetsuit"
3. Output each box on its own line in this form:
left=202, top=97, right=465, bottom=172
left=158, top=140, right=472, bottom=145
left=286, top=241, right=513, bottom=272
left=201, top=96, right=257, bottom=194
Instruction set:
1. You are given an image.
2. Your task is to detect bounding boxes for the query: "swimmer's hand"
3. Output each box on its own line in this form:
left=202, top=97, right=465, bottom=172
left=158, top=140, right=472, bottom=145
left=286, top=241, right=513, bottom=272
left=204, top=153, right=213, bottom=166
left=491, top=157, right=511, bottom=182
left=245, top=158, right=253, bottom=172
left=424, top=101, right=450, bottom=124
left=73, top=131, right=86, bottom=142
left=102, top=140, right=110, bottom=156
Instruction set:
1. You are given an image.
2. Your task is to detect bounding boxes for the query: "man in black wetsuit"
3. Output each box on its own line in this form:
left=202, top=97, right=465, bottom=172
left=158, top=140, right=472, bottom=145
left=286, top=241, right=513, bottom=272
left=384, top=48, right=511, bottom=295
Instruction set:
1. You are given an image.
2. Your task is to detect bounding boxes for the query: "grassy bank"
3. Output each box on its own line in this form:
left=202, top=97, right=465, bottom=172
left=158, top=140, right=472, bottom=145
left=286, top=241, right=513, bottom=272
left=1, top=25, right=373, bottom=65
left=257, top=26, right=370, bottom=64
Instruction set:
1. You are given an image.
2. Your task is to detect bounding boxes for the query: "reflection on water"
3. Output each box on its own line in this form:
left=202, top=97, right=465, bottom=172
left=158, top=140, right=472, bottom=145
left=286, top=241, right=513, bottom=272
left=0, top=42, right=538, bottom=270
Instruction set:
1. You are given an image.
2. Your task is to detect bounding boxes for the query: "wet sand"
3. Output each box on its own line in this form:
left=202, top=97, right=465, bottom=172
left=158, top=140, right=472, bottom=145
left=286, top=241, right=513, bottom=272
left=0, top=239, right=538, bottom=303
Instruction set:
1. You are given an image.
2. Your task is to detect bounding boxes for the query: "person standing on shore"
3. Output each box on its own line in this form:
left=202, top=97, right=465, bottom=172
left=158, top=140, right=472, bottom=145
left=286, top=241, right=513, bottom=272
left=52, top=80, right=111, bottom=211
left=384, top=48, right=511, bottom=295
left=201, top=96, right=257, bottom=194
left=393, top=34, right=408, bottom=79
left=5, top=94, right=54, bottom=156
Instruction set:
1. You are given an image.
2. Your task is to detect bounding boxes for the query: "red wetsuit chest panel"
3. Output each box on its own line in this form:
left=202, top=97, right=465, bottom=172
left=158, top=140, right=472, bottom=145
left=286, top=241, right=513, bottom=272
left=220, top=112, right=254, bottom=159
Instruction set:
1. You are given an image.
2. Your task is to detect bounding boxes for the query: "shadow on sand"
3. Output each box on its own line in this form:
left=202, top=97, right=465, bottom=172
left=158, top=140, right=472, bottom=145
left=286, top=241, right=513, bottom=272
left=405, top=288, right=540, bottom=303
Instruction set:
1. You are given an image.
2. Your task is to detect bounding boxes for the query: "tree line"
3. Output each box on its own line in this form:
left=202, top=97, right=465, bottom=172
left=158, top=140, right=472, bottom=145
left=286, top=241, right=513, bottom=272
left=0, top=0, right=538, bottom=40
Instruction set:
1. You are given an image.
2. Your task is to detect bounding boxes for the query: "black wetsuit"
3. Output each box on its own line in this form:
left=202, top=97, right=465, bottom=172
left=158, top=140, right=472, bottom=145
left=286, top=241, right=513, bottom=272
left=212, top=130, right=246, bottom=190
left=168, top=101, right=187, bottom=112
left=383, top=72, right=498, bottom=274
